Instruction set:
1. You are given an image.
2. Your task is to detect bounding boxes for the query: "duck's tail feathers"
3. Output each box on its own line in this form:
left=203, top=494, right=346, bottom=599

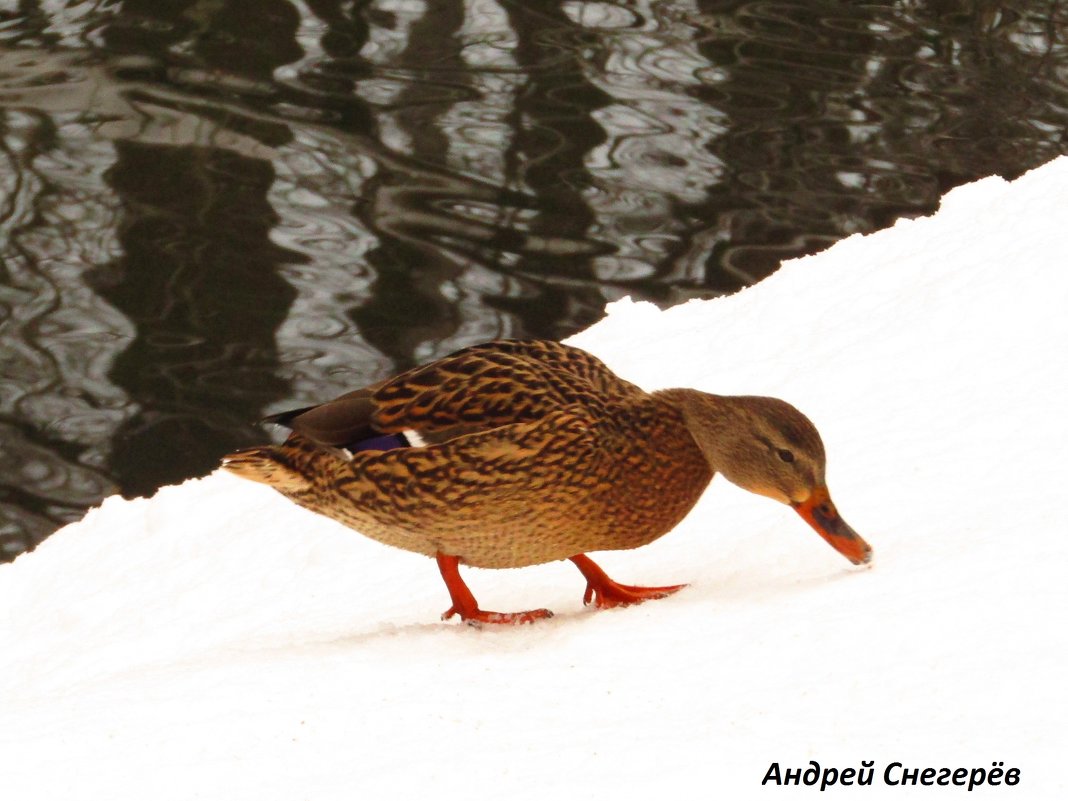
left=222, top=446, right=309, bottom=492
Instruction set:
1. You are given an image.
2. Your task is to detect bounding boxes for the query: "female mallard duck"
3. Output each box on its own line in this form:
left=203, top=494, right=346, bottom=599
left=223, top=339, right=871, bottom=624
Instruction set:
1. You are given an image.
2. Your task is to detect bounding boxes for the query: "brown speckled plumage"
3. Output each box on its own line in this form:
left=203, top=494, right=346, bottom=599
left=223, top=339, right=871, bottom=622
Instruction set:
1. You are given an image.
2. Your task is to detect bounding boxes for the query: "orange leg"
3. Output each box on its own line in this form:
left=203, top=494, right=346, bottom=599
left=569, top=554, right=687, bottom=609
left=436, top=553, right=554, bottom=625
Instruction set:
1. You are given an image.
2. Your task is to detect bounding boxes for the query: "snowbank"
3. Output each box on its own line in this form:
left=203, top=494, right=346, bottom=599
left=2, top=158, right=1066, bottom=799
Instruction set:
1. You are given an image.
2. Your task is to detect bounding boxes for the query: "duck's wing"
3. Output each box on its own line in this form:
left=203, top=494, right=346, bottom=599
left=265, top=340, right=645, bottom=449
left=261, top=385, right=386, bottom=450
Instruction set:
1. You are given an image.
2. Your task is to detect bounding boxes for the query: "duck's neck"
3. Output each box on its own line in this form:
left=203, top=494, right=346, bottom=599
left=654, top=388, right=749, bottom=473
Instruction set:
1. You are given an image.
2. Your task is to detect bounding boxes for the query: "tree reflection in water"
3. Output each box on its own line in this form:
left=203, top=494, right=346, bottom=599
left=1, top=0, right=1066, bottom=558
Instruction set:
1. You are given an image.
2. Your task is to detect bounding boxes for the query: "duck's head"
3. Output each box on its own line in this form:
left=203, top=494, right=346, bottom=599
left=674, top=392, right=872, bottom=565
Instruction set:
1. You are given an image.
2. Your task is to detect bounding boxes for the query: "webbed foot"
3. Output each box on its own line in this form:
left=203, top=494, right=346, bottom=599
left=436, top=552, right=554, bottom=625
left=441, top=605, right=554, bottom=626
left=570, top=554, right=686, bottom=609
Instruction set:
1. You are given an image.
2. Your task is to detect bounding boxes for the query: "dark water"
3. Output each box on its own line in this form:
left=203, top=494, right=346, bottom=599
left=1, top=1, right=1066, bottom=560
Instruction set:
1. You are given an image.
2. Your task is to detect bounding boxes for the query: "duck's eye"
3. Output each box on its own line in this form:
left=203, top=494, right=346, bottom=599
left=777, top=448, right=795, bottom=463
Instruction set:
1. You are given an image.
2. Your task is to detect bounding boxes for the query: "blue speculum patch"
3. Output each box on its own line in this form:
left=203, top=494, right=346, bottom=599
left=351, top=433, right=410, bottom=452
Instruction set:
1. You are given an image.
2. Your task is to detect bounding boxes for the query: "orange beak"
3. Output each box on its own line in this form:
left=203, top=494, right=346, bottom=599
left=792, top=486, right=872, bottom=565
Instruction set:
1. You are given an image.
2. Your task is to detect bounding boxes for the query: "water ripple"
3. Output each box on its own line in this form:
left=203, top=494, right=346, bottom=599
left=1, top=0, right=1067, bottom=557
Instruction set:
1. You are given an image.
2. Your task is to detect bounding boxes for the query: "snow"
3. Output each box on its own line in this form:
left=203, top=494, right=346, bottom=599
left=3, top=158, right=1067, bottom=799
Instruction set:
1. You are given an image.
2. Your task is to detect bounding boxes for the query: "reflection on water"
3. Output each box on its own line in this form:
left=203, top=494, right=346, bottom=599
left=1, top=1, right=1066, bottom=559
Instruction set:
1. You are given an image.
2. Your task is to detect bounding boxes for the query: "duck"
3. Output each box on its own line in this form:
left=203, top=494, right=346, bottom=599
left=222, top=339, right=871, bottom=624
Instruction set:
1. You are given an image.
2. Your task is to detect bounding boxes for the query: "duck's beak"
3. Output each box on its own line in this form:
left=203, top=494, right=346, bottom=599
left=792, top=486, right=872, bottom=565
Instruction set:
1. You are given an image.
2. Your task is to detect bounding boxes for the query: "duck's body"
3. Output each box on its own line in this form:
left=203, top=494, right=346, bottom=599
left=224, top=339, right=871, bottom=623
left=247, top=391, right=710, bottom=569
